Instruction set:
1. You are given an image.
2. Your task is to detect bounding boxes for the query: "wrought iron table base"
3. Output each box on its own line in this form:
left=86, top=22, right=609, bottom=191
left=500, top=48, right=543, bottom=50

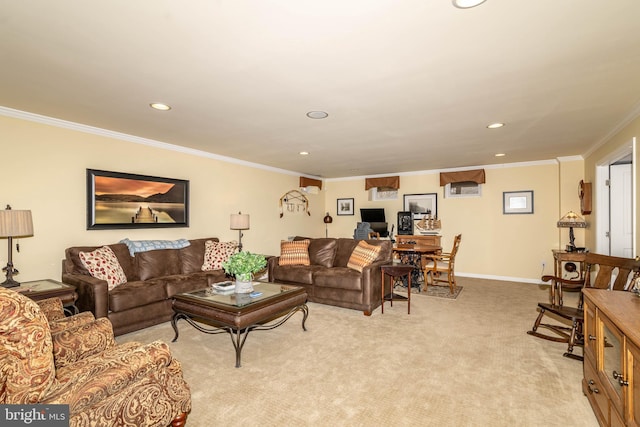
left=172, top=304, right=308, bottom=368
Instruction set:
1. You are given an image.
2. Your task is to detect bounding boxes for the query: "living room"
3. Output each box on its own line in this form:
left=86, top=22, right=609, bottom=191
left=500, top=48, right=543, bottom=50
left=2, top=1, right=640, bottom=426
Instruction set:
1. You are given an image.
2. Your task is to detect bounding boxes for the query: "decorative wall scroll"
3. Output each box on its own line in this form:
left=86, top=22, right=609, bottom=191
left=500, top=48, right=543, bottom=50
left=279, top=190, right=310, bottom=218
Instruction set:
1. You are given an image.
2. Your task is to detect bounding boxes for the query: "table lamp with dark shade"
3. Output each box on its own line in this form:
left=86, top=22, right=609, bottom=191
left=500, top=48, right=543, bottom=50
left=0, top=205, right=34, bottom=287
left=230, top=212, right=250, bottom=252
left=557, top=210, right=587, bottom=252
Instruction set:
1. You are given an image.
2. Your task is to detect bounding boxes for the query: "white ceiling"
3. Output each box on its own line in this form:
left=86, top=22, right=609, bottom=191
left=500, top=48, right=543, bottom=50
left=2, top=1, right=640, bottom=178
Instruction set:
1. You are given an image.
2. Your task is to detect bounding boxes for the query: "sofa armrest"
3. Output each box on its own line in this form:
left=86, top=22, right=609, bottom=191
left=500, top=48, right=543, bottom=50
left=268, top=256, right=281, bottom=282
left=51, top=317, right=116, bottom=368
left=36, top=297, right=66, bottom=322
left=62, top=273, right=109, bottom=318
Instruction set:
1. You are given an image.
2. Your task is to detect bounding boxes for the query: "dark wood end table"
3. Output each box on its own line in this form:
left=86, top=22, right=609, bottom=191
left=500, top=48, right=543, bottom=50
left=14, top=279, right=78, bottom=315
left=381, top=264, right=414, bottom=314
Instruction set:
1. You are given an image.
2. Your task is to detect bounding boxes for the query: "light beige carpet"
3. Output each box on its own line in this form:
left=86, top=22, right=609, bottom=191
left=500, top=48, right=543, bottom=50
left=117, top=277, right=597, bottom=427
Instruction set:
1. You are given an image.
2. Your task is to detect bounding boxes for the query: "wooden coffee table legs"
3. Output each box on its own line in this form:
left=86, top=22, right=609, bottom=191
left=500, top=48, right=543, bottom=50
left=172, top=303, right=308, bottom=367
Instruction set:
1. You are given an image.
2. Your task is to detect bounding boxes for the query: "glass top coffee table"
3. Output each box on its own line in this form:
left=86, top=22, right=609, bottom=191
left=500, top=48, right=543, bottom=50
left=171, top=281, right=308, bottom=367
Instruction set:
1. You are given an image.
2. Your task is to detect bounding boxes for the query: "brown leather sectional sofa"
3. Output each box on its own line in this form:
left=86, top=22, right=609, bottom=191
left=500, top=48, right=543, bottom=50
left=268, top=237, right=393, bottom=315
left=62, top=237, right=227, bottom=336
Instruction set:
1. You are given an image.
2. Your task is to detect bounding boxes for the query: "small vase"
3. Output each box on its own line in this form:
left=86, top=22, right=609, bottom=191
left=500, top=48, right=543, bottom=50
left=235, top=273, right=254, bottom=293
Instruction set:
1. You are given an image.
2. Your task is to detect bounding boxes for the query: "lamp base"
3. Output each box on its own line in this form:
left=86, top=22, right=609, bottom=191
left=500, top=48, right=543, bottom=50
left=1, top=277, right=20, bottom=288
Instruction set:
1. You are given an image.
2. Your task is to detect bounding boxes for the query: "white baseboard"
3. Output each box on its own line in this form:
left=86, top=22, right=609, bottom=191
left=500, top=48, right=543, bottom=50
left=456, top=272, right=542, bottom=285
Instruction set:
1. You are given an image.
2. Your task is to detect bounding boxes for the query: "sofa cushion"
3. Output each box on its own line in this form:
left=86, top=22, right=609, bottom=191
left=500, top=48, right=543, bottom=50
left=347, top=240, right=382, bottom=272
left=108, top=280, right=168, bottom=312
left=79, top=246, right=128, bottom=291
left=271, top=265, right=324, bottom=285
left=180, top=238, right=218, bottom=274
left=164, top=272, right=226, bottom=298
left=308, top=238, right=337, bottom=268
left=279, top=240, right=311, bottom=266
left=136, top=249, right=182, bottom=281
left=202, top=240, right=238, bottom=271
left=314, top=267, right=363, bottom=291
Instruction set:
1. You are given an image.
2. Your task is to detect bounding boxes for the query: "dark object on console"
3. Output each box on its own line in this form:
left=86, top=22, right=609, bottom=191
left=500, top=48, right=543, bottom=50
left=360, top=208, right=388, bottom=237
left=397, top=211, right=413, bottom=235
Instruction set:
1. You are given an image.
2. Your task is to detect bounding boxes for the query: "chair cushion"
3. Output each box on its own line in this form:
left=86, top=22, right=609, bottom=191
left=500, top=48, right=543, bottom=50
left=279, top=240, right=311, bottom=266
left=79, top=246, right=128, bottom=290
left=202, top=240, right=238, bottom=271
left=0, top=287, right=55, bottom=404
left=347, top=240, right=382, bottom=272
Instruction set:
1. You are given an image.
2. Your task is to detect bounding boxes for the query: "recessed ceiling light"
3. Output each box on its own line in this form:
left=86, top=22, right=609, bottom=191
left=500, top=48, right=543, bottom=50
left=306, top=111, right=328, bottom=119
left=495, top=153, right=506, bottom=157
left=452, top=0, right=487, bottom=9
left=299, top=151, right=310, bottom=156
left=150, top=103, right=171, bottom=111
left=487, top=122, right=505, bottom=129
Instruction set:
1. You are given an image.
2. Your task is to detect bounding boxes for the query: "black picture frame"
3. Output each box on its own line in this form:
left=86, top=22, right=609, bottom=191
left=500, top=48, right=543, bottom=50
left=336, top=198, right=354, bottom=216
left=403, top=193, right=438, bottom=219
left=87, top=169, right=189, bottom=230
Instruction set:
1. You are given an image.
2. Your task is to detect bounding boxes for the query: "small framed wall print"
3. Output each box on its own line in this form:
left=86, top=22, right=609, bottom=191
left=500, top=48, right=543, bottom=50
left=503, top=191, right=534, bottom=214
left=337, top=198, right=354, bottom=216
left=403, top=193, right=437, bottom=219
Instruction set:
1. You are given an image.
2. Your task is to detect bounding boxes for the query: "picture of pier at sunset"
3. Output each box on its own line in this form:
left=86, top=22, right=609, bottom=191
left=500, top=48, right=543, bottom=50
left=87, top=170, right=188, bottom=229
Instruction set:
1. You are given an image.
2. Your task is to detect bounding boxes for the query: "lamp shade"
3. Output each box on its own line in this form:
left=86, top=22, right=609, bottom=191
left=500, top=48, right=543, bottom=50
left=557, top=211, right=587, bottom=228
left=323, top=213, right=333, bottom=224
left=0, top=209, right=34, bottom=238
left=230, top=213, right=250, bottom=230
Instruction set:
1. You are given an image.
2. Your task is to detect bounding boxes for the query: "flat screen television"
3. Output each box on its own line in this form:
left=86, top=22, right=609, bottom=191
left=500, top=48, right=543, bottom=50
left=360, top=208, right=385, bottom=223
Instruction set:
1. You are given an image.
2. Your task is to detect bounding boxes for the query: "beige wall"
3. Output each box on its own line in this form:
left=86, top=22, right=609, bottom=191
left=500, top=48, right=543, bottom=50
left=3, top=112, right=605, bottom=284
left=1, top=115, right=324, bottom=282
left=325, top=161, right=571, bottom=282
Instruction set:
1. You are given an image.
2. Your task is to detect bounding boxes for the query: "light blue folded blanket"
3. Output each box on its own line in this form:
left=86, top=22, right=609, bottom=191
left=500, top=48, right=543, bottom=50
left=120, top=238, right=191, bottom=256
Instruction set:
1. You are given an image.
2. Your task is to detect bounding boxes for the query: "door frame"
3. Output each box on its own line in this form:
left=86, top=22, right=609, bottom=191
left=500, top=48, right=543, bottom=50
left=595, top=138, right=636, bottom=255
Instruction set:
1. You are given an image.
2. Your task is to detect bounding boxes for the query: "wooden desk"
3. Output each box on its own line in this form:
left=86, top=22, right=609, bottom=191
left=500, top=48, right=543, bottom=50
left=395, top=234, right=441, bottom=247
left=393, top=244, right=442, bottom=288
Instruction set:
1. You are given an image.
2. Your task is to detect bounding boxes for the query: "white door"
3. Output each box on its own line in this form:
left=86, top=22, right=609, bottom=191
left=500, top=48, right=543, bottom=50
left=610, top=163, right=633, bottom=257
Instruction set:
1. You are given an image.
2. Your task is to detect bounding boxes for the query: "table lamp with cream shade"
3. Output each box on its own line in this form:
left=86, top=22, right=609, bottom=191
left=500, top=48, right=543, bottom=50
left=230, top=212, right=250, bottom=252
left=557, top=210, right=587, bottom=252
left=0, top=205, right=34, bottom=287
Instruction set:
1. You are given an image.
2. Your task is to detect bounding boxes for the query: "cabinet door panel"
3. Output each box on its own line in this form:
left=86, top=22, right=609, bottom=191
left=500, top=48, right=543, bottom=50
left=627, top=341, right=640, bottom=426
left=600, top=316, right=626, bottom=419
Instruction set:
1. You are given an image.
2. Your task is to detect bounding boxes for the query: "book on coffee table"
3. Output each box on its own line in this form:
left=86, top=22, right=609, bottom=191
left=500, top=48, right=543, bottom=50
left=212, top=281, right=235, bottom=292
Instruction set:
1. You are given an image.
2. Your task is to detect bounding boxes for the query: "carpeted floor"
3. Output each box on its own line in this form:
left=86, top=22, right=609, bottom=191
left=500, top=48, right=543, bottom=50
left=117, top=277, right=597, bottom=427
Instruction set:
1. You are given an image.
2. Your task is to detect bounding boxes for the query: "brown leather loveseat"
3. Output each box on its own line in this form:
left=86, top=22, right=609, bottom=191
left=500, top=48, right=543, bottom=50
left=268, top=237, right=392, bottom=315
left=62, top=237, right=228, bottom=335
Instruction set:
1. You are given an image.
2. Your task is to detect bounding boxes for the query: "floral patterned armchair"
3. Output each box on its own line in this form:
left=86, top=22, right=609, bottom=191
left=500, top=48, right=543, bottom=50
left=0, top=287, right=191, bottom=426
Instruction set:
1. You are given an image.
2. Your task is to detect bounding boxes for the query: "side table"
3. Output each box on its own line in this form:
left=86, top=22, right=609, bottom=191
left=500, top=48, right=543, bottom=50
left=14, top=279, right=78, bottom=315
left=381, top=264, right=414, bottom=314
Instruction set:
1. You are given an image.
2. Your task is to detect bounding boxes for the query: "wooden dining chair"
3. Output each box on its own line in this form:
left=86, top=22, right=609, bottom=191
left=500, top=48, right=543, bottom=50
left=421, top=234, right=462, bottom=294
left=527, top=252, right=640, bottom=360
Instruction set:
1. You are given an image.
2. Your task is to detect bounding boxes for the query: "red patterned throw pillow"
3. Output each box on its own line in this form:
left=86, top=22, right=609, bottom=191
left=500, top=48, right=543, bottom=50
left=279, top=240, right=311, bottom=266
left=347, top=241, right=382, bottom=272
left=202, top=240, right=238, bottom=271
left=78, top=246, right=127, bottom=291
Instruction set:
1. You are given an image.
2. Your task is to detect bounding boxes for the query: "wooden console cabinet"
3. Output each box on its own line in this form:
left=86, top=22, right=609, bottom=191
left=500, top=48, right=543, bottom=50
left=583, top=288, right=640, bottom=426
left=395, top=234, right=441, bottom=247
